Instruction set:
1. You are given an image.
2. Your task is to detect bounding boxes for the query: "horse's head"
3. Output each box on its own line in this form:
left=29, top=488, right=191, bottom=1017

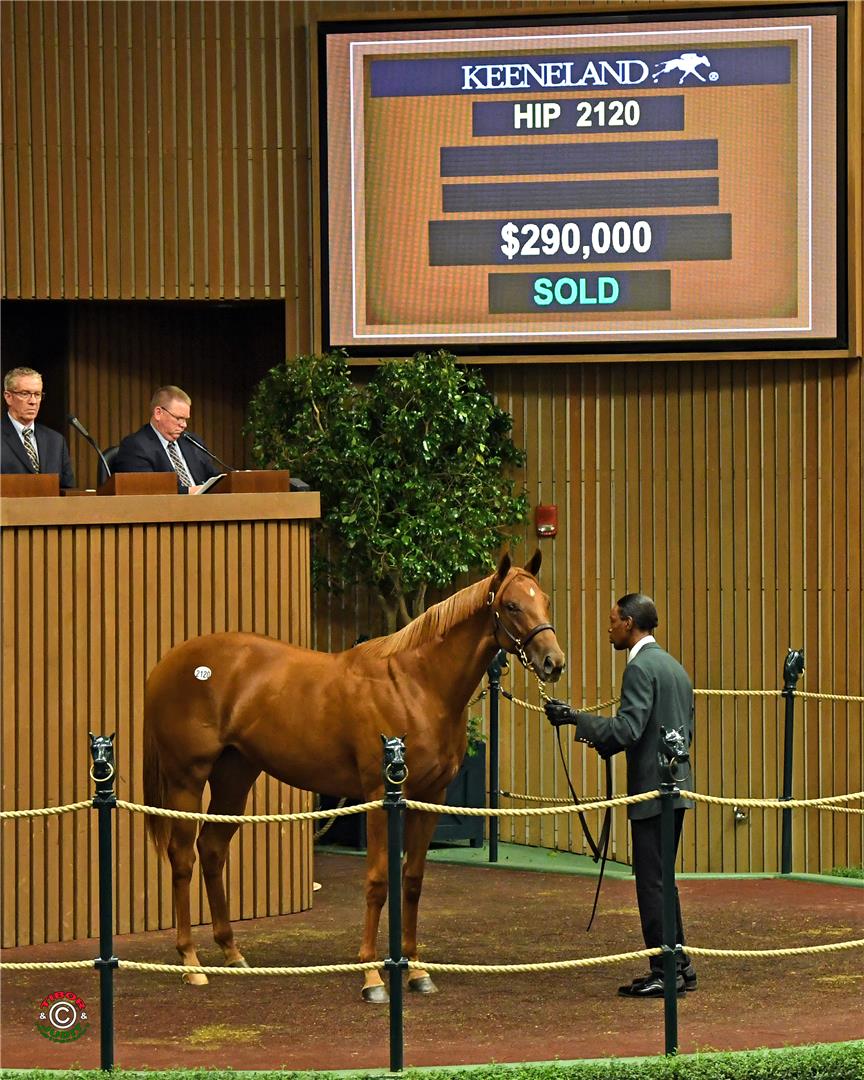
left=488, top=551, right=565, bottom=683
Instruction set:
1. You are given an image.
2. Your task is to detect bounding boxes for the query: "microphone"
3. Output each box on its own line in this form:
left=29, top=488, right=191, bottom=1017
left=68, top=415, right=112, bottom=480
left=181, top=432, right=236, bottom=472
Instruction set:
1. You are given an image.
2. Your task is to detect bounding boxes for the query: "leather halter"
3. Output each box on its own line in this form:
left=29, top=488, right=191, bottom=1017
left=487, top=577, right=555, bottom=671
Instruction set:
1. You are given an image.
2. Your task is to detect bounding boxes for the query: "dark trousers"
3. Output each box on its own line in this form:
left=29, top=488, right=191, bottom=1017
left=630, top=809, right=690, bottom=974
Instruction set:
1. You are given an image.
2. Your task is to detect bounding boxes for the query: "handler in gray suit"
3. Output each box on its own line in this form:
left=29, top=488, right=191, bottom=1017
left=544, top=593, right=696, bottom=997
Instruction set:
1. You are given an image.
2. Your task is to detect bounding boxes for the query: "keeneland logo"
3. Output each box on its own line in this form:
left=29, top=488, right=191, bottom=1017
left=460, top=53, right=719, bottom=90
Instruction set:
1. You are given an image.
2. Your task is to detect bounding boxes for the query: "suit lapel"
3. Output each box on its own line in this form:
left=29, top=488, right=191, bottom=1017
left=2, top=414, right=36, bottom=472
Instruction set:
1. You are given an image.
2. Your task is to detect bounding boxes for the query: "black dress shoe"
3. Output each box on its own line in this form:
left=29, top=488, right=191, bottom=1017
left=681, top=961, right=697, bottom=991
left=618, top=973, right=685, bottom=997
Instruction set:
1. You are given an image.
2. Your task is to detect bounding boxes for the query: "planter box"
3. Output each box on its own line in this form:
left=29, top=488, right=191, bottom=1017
left=432, top=745, right=486, bottom=846
left=318, top=744, right=486, bottom=850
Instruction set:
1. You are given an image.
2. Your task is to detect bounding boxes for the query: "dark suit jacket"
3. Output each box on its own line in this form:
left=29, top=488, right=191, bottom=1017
left=575, top=642, right=694, bottom=820
left=1, top=412, right=75, bottom=488
left=112, top=424, right=221, bottom=493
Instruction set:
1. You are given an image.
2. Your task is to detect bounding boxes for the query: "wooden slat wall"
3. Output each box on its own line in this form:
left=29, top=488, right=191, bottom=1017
left=474, top=361, right=863, bottom=876
left=0, top=514, right=314, bottom=948
left=0, top=0, right=311, bottom=346
left=1, top=0, right=861, bottom=887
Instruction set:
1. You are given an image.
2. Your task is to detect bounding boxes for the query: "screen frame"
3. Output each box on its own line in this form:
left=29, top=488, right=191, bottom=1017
left=315, top=2, right=848, bottom=360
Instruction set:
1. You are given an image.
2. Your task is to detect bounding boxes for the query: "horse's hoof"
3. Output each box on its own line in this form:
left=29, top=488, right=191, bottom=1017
left=181, top=971, right=209, bottom=987
left=408, top=975, right=438, bottom=995
left=227, top=957, right=250, bottom=968
left=361, top=984, right=389, bottom=1004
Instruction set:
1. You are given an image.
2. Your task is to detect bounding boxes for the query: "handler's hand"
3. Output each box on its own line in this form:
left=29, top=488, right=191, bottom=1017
left=544, top=699, right=576, bottom=727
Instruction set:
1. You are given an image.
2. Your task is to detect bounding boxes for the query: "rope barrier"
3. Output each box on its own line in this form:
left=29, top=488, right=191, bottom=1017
left=5, top=790, right=860, bottom=826
left=686, top=939, right=864, bottom=959
left=4, top=939, right=862, bottom=977
left=403, top=791, right=660, bottom=817
left=114, top=798, right=382, bottom=824
left=681, top=790, right=864, bottom=812
left=0, top=800, right=91, bottom=820
left=120, top=960, right=384, bottom=976
left=0, top=959, right=96, bottom=971
left=496, top=682, right=859, bottom=717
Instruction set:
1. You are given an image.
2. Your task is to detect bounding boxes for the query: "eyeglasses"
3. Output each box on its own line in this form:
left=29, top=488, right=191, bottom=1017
left=7, top=390, right=45, bottom=401
left=158, top=405, right=189, bottom=425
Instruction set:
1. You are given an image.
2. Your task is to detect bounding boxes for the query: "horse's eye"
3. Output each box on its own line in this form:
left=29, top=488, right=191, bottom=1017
left=505, top=601, right=520, bottom=614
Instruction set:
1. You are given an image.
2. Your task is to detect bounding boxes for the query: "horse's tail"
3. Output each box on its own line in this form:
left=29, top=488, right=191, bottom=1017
left=143, top=700, right=172, bottom=859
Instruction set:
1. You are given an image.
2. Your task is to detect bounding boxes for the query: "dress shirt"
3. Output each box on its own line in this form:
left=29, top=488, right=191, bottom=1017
left=150, top=424, right=196, bottom=484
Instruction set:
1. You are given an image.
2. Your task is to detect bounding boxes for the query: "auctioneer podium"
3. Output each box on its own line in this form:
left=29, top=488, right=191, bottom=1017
left=0, top=482, right=320, bottom=947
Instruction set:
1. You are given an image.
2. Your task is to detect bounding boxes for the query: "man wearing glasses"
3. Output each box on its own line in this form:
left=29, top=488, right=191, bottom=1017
left=113, top=386, right=221, bottom=494
left=2, top=366, right=75, bottom=488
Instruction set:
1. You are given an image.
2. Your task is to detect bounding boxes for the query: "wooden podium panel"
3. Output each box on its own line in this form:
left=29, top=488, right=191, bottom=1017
left=98, top=471, right=177, bottom=495
left=0, top=473, right=60, bottom=497
left=215, top=469, right=290, bottom=493
left=1, top=493, right=320, bottom=947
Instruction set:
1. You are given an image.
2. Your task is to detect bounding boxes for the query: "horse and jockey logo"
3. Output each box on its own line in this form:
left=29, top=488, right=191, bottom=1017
left=652, top=53, right=719, bottom=85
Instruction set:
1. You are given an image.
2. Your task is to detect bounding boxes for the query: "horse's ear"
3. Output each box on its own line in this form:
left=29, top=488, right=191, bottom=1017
left=524, top=549, right=542, bottom=578
left=494, top=550, right=512, bottom=582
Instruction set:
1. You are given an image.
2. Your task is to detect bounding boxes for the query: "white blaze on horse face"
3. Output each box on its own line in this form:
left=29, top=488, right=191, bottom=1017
left=529, top=587, right=536, bottom=597
left=194, top=666, right=212, bottom=681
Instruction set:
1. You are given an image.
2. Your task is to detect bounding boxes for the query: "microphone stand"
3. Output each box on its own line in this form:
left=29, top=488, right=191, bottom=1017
left=181, top=433, right=236, bottom=472
left=68, top=416, right=112, bottom=481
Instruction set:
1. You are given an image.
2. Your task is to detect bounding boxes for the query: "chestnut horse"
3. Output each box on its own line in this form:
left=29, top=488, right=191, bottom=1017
left=143, top=551, right=564, bottom=999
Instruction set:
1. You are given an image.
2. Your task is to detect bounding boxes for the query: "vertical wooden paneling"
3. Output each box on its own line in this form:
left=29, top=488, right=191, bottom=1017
left=0, top=0, right=316, bottom=304
left=1, top=512, right=314, bottom=948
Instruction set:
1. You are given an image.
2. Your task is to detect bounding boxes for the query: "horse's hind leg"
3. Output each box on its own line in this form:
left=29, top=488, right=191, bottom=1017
left=165, top=782, right=209, bottom=986
left=402, top=803, right=444, bottom=995
left=197, top=748, right=261, bottom=968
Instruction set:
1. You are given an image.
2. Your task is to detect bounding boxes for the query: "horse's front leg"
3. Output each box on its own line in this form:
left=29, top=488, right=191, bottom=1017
left=359, top=806, right=389, bottom=1002
left=402, top=801, right=446, bottom=995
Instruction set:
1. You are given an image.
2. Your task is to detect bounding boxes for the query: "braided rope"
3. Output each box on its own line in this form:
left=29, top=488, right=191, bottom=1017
left=0, top=800, right=91, bottom=820
left=499, top=789, right=577, bottom=805
left=313, top=797, right=348, bottom=841
left=404, top=791, right=660, bottom=817
left=680, top=790, right=864, bottom=811
left=411, top=948, right=660, bottom=974
left=501, top=682, right=863, bottom=716
left=4, top=790, right=859, bottom=826
left=0, top=959, right=96, bottom=971
left=3, top=939, right=862, bottom=977
left=120, top=960, right=383, bottom=976
left=795, top=690, right=864, bottom=702
left=115, top=798, right=382, bottom=824
left=686, top=939, right=864, bottom=959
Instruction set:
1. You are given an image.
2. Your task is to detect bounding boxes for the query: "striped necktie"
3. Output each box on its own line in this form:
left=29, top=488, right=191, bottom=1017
left=22, top=427, right=40, bottom=473
left=166, top=439, right=193, bottom=487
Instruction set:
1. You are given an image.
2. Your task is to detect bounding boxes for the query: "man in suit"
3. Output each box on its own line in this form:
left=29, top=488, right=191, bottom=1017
left=544, top=593, right=696, bottom=997
left=2, top=366, right=75, bottom=488
left=113, top=386, right=221, bottom=494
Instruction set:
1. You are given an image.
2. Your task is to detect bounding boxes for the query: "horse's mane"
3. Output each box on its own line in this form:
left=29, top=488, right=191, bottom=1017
left=355, top=575, right=494, bottom=659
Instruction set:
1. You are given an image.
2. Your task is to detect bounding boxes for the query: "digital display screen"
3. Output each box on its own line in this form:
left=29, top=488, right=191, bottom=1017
left=318, top=6, right=846, bottom=356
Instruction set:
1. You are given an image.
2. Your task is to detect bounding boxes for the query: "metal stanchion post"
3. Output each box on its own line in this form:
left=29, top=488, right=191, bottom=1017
left=382, top=735, right=408, bottom=1074
left=89, top=733, right=119, bottom=1072
left=487, top=650, right=504, bottom=863
left=780, top=649, right=804, bottom=875
left=657, top=726, right=689, bottom=1057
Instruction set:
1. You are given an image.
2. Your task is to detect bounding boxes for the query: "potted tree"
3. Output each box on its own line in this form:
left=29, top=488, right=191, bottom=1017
left=246, top=350, right=527, bottom=847
left=245, top=349, right=528, bottom=630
